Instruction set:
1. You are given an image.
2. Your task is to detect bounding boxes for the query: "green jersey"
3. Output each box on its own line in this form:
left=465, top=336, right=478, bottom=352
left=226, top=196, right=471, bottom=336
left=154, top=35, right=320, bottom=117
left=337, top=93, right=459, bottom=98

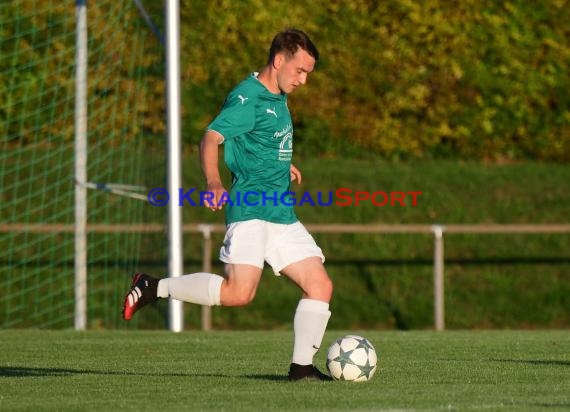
left=207, top=73, right=297, bottom=224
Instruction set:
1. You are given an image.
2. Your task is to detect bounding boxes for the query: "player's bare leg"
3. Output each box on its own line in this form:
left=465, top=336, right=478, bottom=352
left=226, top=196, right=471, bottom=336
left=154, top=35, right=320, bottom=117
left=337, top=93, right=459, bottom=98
left=219, top=264, right=263, bottom=306
left=121, top=260, right=332, bottom=381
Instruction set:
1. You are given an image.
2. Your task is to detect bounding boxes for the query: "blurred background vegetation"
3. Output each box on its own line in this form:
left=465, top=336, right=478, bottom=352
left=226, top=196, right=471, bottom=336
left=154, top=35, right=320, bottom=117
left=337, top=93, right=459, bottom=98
left=2, top=0, right=569, bottom=160
left=1, top=1, right=568, bottom=330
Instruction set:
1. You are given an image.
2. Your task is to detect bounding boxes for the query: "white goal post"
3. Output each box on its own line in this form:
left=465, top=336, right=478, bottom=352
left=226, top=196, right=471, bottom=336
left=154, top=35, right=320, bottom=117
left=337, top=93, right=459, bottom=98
left=165, top=0, right=184, bottom=332
left=73, top=0, right=185, bottom=332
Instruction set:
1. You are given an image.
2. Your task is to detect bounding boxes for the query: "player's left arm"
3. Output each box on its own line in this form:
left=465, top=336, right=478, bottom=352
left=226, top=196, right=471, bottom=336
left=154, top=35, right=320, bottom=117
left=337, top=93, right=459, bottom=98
left=290, top=163, right=302, bottom=184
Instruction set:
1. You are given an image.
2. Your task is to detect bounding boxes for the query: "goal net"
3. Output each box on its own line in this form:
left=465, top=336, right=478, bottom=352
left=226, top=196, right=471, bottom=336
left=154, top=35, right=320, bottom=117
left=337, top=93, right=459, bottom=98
left=0, top=1, right=167, bottom=329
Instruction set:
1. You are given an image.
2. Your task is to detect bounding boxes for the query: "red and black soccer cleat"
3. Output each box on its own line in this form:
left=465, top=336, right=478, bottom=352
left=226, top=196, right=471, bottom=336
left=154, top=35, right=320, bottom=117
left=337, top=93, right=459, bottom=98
left=122, top=273, right=159, bottom=320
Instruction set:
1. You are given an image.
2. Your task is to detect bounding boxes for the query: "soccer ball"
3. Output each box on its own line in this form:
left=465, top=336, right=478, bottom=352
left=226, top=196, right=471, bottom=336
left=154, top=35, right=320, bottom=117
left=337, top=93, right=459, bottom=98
left=326, top=335, right=377, bottom=382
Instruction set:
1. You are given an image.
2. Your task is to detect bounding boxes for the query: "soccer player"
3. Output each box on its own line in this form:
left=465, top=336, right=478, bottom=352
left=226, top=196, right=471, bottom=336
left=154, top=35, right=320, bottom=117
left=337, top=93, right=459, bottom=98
left=122, top=28, right=333, bottom=381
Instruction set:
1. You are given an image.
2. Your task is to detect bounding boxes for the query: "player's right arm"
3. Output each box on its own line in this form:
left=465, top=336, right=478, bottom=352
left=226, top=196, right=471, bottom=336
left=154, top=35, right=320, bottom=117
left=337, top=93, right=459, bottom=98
left=199, top=129, right=227, bottom=211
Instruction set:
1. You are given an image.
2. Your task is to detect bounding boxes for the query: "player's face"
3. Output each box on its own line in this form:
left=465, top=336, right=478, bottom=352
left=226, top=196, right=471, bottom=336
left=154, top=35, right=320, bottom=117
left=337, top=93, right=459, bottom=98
left=276, top=48, right=315, bottom=94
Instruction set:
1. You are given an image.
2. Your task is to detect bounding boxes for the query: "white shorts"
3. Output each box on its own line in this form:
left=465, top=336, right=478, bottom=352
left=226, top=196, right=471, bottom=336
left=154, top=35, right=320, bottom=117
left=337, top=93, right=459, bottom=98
left=219, top=219, right=325, bottom=275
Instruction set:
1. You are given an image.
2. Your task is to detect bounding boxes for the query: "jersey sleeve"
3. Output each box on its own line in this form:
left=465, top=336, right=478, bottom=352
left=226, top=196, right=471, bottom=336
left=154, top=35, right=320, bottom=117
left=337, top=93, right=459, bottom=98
left=207, top=90, right=256, bottom=143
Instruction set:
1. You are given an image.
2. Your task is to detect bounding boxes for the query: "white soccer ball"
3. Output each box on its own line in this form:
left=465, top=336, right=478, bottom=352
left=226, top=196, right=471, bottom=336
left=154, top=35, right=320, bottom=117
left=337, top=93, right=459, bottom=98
left=326, top=335, right=377, bottom=382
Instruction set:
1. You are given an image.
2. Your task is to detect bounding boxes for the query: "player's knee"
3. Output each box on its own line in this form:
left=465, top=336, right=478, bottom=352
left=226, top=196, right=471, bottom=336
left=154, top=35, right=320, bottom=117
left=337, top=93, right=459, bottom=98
left=306, top=275, right=333, bottom=301
left=231, top=291, right=256, bottom=306
left=320, top=276, right=334, bottom=300
left=221, top=283, right=257, bottom=306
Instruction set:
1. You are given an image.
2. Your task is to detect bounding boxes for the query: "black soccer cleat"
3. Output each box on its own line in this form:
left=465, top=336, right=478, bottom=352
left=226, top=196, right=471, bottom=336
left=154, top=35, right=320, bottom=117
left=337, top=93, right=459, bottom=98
left=122, top=273, right=159, bottom=320
left=288, top=363, right=333, bottom=381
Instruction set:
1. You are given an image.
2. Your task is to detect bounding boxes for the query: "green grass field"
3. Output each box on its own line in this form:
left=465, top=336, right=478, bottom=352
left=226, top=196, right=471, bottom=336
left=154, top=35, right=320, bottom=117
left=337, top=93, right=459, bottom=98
left=1, top=330, right=569, bottom=411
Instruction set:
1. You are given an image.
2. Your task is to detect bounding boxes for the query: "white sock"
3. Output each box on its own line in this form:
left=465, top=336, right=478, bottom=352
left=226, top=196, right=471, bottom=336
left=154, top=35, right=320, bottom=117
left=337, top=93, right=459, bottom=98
left=291, top=299, right=331, bottom=366
left=157, top=272, right=223, bottom=306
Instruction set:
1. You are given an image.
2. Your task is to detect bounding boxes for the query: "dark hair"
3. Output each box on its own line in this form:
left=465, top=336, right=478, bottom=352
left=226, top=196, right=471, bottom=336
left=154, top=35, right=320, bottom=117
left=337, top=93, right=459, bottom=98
left=268, top=28, right=319, bottom=64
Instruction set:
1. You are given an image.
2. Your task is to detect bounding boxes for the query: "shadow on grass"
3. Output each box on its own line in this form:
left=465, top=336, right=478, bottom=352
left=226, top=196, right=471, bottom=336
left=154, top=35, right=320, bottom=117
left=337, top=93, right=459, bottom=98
left=491, top=359, right=570, bottom=367
left=0, top=366, right=288, bottom=381
left=243, top=374, right=289, bottom=382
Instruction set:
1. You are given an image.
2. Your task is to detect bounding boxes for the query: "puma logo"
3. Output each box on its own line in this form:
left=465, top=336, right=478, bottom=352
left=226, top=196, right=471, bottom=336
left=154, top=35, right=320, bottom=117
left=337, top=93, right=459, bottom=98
left=266, top=107, right=277, bottom=117
left=238, top=95, right=248, bottom=104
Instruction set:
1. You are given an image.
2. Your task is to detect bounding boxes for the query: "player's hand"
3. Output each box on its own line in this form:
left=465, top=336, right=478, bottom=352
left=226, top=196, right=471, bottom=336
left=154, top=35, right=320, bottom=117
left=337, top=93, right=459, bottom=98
left=290, top=164, right=302, bottom=184
left=205, top=181, right=227, bottom=211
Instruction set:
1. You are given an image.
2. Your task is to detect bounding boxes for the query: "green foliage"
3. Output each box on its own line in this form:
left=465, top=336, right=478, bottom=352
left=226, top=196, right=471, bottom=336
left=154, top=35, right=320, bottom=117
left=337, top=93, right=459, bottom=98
left=0, top=2, right=164, bottom=145
left=0, top=2, right=74, bottom=143
left=177, top=0, right=569, bottom=160
left=3, top=1, right=568, bottom=159
left=86, top=3, right=165, bottom=143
